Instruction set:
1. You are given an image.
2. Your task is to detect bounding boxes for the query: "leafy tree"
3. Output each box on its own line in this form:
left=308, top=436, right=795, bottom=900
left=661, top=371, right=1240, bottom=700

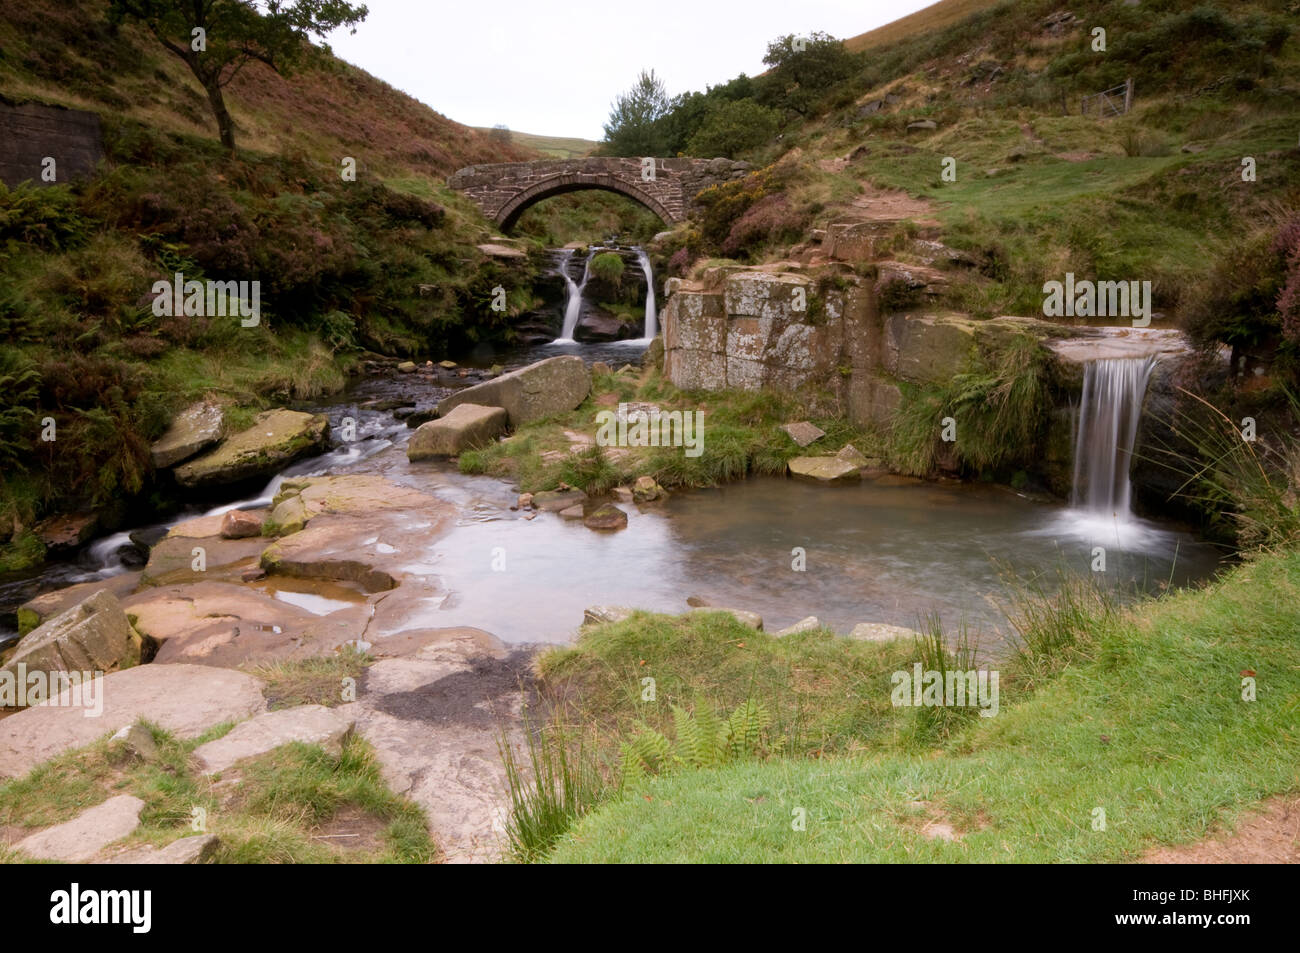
left=686, top=99, right=780, bottom=159
left=108, top=0, right=369, bottom=152
left=602, top=69, right=672, bottom=157
left=758, top=31, right=859, bottom=117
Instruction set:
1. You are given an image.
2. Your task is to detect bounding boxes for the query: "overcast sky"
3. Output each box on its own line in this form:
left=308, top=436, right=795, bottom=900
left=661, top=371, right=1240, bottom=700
left=322, top=0, right=936, bottom=140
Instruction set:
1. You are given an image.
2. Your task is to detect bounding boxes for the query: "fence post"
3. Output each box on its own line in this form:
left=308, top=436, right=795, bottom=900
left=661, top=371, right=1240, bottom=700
left=1124, top=77, right=1133, bottom=114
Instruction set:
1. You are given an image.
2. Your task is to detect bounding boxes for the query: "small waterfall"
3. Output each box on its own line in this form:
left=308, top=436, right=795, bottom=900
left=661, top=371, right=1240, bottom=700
left=1071, top=356, right=1156, bottom=519
left=636, top=247, right=657, bottom=340
left=555, top=249, right=594, bottom=343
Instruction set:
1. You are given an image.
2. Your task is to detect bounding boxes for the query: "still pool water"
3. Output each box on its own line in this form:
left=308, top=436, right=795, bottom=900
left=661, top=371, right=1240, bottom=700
left=409, top=472, right=1222, bottom=648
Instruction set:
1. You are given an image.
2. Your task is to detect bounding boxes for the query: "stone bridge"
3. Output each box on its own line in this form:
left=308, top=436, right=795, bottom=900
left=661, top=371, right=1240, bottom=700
left=447, top=157, right=751, bottom=230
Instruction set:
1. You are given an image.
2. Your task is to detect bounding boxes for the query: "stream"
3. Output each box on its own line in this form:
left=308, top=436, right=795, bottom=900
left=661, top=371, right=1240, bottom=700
left=0, top=340, right=1224, bottom=652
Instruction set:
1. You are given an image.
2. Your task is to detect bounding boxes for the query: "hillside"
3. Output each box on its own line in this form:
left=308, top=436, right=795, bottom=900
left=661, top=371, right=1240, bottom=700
left=475, top=128, right=598, bottom=160
left=0, top=0, right=551, bottom=571
left=0, top=0, right=535, bottom=174
left=844, top=0, right=1001, bottom=52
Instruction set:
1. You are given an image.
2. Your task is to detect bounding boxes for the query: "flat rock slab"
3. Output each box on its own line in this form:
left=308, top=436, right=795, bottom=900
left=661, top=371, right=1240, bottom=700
left=0, top=664, right=267, bottom=780
left=192, top=705, right=354, bottom=775
left=151, top=401, right=224, bottom=469
left=788, top=456, right=862, bottom=483
left=2, top=589, right=140, bottom=692
left=140, top=533, right=267, bottom=587
left=121, top=581, right=364, bottom=667
left=407, top=403, right=508, bottom=460
left=14, top=795, right=145, bottom=862
left=781, top=421, right=826, bottom=447
left=261, top=507, right=450, bottom=594
left=847, top=622, right=920, bottom=642
left=17, top=573, right=142, bottom=634
left=349, top=634, right=530, bottom=863
left=436, top=355, right=591, bottom=426
left=174, top=409, right=329, bottom=488
left=103, top=833, right=220, bottom=865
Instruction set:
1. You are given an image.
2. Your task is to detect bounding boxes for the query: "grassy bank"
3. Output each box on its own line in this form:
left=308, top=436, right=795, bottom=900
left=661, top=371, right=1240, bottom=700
left=459, top=365, right=885, bottom=496
left=535, top=547, right=1299, bottom=862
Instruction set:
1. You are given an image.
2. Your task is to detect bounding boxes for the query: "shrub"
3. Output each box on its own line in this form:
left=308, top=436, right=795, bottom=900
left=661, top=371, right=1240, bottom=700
left=720, top=194, right=809, bottom=259
left=588, top=252, right=624, bottom=286
left=685, top=100, right=781, bottom=159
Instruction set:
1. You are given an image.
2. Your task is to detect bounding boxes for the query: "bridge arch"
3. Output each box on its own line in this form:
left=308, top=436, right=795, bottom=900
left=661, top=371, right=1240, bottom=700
left=496, top=173, right=675, bottom=231
left=447, top=157, right=753, bottom=232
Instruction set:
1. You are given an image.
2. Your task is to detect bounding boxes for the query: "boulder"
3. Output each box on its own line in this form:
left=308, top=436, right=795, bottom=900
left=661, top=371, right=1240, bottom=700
left=836, top=444, right=872, bottom=469
left=15, top=795, right=145, bottom=862
left=220, top=509, right=264, bottom=539
left=775, top=616, right=821, bottom=637
left=575, top=310, right=632, bottom=342
left=1, top=590, right=140, bottom=695
left=33, top=513, right=99, bottom=552
left=582, top=605, right=636, bottom=626
left=0, top=664, right=267, bottom=780
left=407, top=403, right=508, bottom=460
left=397, top=361, right=417, bottom=373
left=104, top=833, right=220, bottom=865
left=150, top=401, right=224, bottom=468
left=632, top=475, right=662, bottom=502
left=689, top=607, right=763, bottom=630
left=16, top=573, right=141, bottom=636
left=847, top=622, right=919, bottom=642
left=435, top=356, right=591, bottom=426
left=558, top=504, right=585, bottom=520
left=781, top=421, right=826, bottom=448
left=531, top=488, right=587, bottom=512
left=191, top=705, right=354, bottom=775
left=583, top=504, right=628, bottom=531
left=269, top=494, right=310, bottom=534
left=173, top=409, right=329, bottom=488
left=110, top=723, right=159, bottom=763
left=788, top=456, right=862, bottom=483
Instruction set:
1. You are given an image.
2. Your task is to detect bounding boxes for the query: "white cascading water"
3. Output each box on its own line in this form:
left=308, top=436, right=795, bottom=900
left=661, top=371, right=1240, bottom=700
left=555, top=249, right=594, bottom=342
left=636, top=247, right=657, bottom=340
left=1071, top=356, right=1156, bottom=519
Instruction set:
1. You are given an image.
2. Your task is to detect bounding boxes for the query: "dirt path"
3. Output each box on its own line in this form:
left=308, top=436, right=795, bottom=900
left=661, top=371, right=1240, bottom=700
left=1142, top=796, right=1300, bottom=863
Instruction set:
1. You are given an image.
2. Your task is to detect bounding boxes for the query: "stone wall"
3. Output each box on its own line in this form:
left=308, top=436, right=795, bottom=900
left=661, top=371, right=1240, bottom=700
left=661, top=268, right=1083, bottom=429
left=0, top=97, right=104, bottom=188
left=447, top=157, right=751, bottom=228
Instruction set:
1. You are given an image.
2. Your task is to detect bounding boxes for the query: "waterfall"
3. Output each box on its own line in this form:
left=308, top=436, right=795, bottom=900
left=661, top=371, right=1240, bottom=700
left=555, top=249, right=594, bottom=343
left=1071, top=356, right=1156, bottom=519
left=636, top=248, right=657, bottom=340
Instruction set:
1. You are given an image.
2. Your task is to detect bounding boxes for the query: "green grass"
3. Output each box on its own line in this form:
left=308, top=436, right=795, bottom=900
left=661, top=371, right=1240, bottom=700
left=539, top=611, right=920, bottom=760
left=547, top=548, right=1300, bottom=862
left=0, top=721, right=434, bottom=863
left=458, top=368, right=885, bottom=494
left=245, top=649, right=372, bottom=710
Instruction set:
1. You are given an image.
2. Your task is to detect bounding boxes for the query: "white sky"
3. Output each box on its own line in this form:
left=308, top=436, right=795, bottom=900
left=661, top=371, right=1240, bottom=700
left=322, top=0, right=936, bottom=140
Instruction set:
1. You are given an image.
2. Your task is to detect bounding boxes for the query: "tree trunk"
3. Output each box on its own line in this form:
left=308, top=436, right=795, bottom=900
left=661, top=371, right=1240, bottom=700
left=202, top=79, right=237, bottom=152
